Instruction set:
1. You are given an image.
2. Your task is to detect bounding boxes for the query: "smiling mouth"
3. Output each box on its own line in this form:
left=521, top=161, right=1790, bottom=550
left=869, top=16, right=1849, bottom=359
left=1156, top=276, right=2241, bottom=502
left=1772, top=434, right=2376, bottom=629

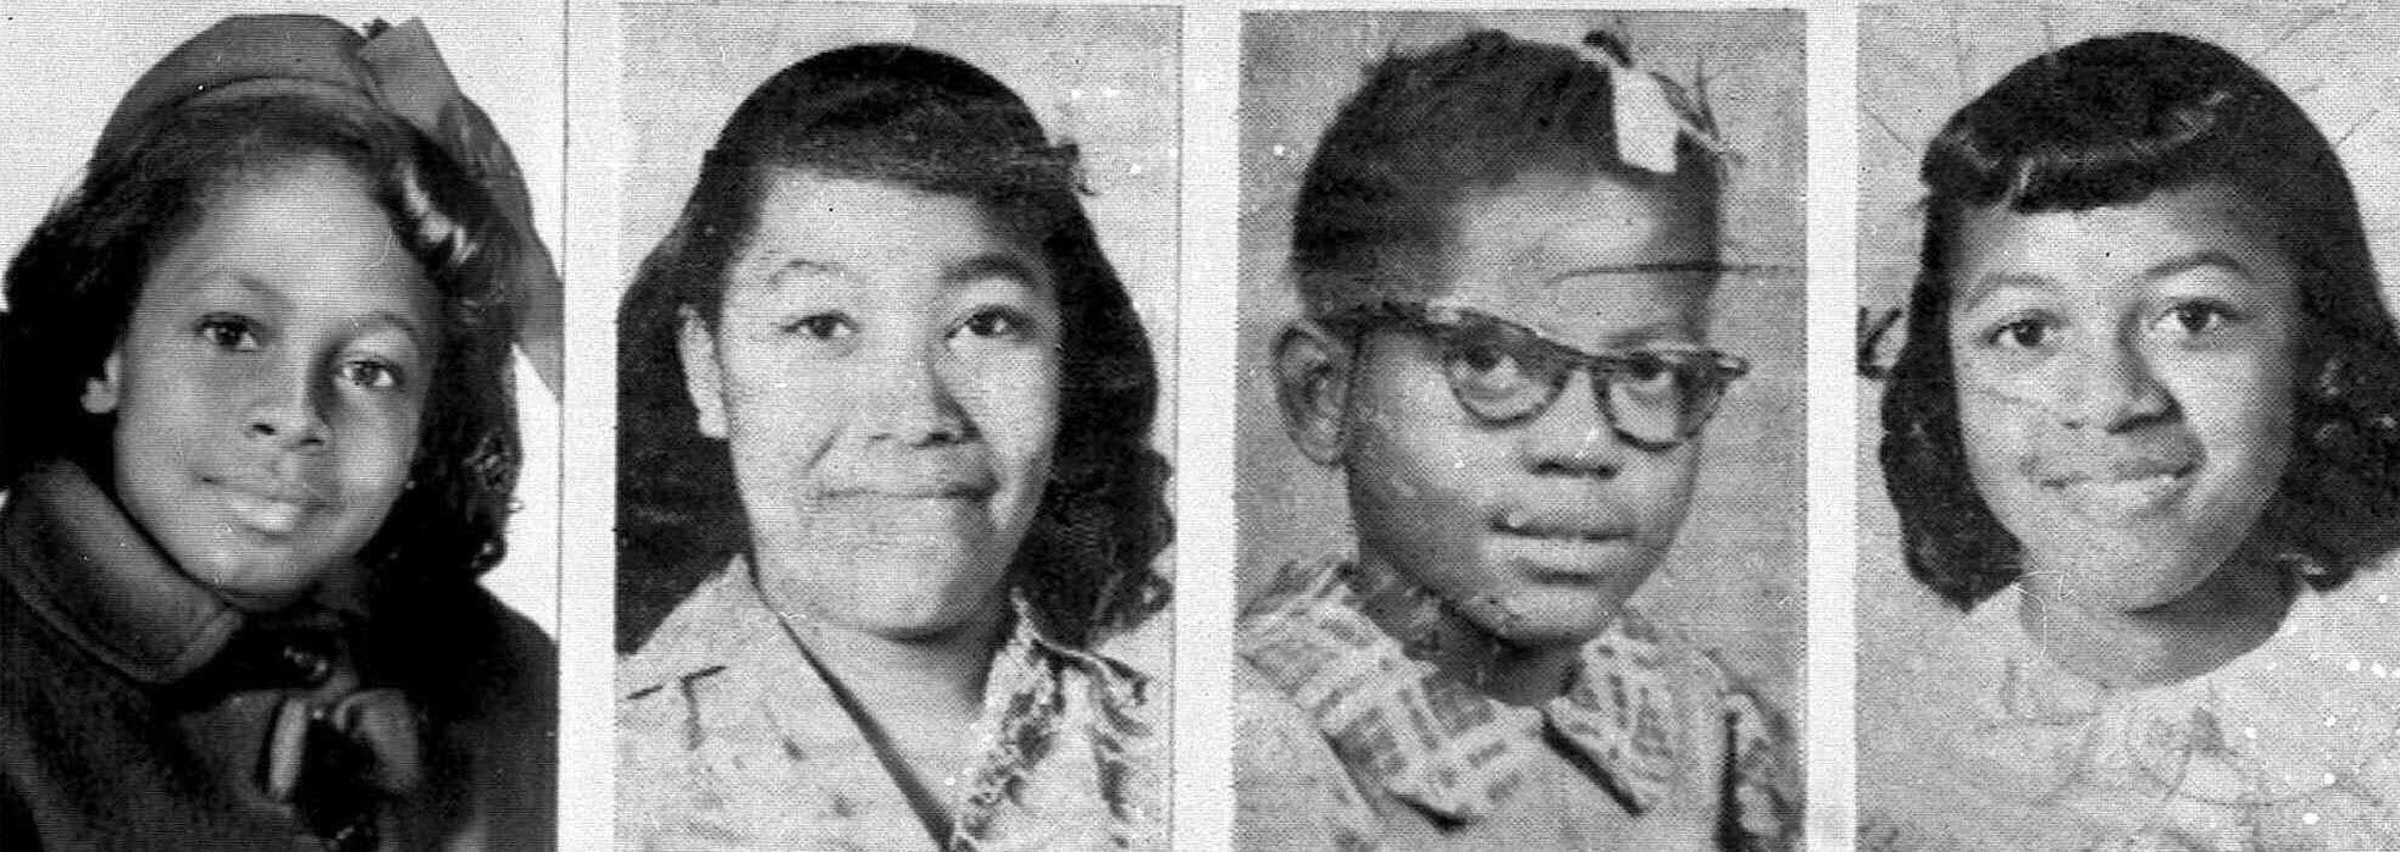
left=1491, top=509, right=1632, bottom=543
left=2040, top=464, right=2196, bottom=518
left=216, top=486, right=312, bottom=535
left=828, top=483, right=995, bottom=501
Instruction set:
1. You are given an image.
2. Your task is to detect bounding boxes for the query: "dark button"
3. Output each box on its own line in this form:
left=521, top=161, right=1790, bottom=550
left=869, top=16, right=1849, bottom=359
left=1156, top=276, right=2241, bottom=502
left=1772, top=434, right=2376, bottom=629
left=280, top=643, right=333, bottom=686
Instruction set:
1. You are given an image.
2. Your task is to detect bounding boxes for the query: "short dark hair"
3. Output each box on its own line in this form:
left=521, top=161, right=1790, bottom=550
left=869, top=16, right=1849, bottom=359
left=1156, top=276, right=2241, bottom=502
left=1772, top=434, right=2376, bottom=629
left=1289, top=29, right=1720, bottom=316
left=1881, top=31, right=2400, bottom=608
left=616, top=43, right=1171, bottom=651
left=0, top=93, right=525, bottom=599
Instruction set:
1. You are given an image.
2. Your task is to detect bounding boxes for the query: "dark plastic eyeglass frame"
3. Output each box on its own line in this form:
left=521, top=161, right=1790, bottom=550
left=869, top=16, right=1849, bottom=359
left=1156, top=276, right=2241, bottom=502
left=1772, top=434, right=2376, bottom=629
left=1320, top=301, right=1750, bottom=450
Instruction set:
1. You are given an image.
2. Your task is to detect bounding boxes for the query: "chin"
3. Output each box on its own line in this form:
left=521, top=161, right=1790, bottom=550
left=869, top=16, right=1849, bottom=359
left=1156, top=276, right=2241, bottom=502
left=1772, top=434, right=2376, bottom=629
left=1458, top=590, right=1622, bottom=650
left=2025, top=546, right=2223, bottom=613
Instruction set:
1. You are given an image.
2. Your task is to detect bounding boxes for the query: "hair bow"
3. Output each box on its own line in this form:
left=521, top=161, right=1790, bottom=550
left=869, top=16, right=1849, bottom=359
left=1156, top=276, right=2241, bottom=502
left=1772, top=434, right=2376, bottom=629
left=94, top=15, right=564, bottom=399
left=1581, top=30, right=1730, bottom=174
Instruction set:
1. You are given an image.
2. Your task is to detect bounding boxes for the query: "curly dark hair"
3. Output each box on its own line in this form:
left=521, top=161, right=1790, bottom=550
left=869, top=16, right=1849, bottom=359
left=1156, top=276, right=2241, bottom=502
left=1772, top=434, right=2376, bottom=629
left=0, top=92, right=524, bottom=610
left=1881, top=31, right=2400, bottom=609
left=1290, top=29, right=1720, bottom=316
left=616, top=43, right=1172, bottom=652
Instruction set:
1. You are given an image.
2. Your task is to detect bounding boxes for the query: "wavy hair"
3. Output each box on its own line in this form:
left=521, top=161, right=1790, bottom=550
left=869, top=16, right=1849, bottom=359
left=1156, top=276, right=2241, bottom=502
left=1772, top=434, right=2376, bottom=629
left=0, top=92, right=525, bottom=673
left=616, top=44, right=1171, bottom=652
left=1881, top=32, right=2400, bottom=609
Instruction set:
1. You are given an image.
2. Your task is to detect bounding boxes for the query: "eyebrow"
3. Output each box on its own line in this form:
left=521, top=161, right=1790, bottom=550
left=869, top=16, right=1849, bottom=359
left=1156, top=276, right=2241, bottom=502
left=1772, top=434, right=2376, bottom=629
left=938, top=254, right=1047, bottom=291
left=766, top=255, right=1047, bottom=291
left=2136, top=249, right=2254, bottom=285
left=1958, top=249, right=2255, bottom=313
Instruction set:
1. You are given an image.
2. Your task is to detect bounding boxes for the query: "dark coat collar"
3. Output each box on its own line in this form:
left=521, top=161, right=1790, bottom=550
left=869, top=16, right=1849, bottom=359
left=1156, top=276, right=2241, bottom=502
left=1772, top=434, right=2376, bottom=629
left=0, top=461, right=246, bottom=685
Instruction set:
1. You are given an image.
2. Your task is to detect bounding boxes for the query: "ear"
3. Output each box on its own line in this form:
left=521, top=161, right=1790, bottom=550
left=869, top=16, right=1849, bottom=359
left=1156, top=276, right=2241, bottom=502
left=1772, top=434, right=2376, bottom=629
left=81, top=350, right=124, bottom=415
left=677, top=306, right=730, bottom=441
left=1273, top=320, right=1352, bottom=466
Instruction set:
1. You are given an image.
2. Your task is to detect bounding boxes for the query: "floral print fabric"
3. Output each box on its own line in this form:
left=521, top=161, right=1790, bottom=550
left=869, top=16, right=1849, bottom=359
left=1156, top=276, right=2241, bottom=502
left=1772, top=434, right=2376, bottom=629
left=618, top=561, right=1163, bottom=851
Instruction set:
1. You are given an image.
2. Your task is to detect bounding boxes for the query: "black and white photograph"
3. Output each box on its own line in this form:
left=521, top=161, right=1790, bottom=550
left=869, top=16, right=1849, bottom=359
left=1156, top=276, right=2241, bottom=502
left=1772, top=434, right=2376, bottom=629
left=1856, top=2, right=2400, bottom=848
left=21, top=1, right=2400, bottom=848
left=1230, top=10, right=1806, bottom=849
left=0, top=3, right=565, bottom=848
left=608, top=4, right=1179, bottom=849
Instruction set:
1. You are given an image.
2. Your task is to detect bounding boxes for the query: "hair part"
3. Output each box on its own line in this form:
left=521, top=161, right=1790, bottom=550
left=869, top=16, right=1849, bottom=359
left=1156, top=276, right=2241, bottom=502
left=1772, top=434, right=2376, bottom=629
left=1882, top=31, right=2400, bottom=608
left=1290, top=29, right=1721, bottom=317
left=617, top=43, right=1171, bottom=651
left=0, top=92, right=524, bottom=601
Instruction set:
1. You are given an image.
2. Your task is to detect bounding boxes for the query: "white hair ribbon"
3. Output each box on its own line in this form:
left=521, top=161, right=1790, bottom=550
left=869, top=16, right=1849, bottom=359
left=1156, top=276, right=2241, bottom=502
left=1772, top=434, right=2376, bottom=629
left=1581, top=30, right=1729, bottom=174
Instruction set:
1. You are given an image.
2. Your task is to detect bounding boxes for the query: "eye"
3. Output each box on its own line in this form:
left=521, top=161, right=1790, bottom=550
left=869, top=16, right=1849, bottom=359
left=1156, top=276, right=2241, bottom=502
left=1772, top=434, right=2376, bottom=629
left=2151, top=300, right=2238, bottom=338
left=1985, top=317, right=2055, bottom=350
left=1615, top=353, right=1683, bottom=394
left=339, top=359, right=404, bottom=390
left=779, top=313, right=854, bottom=340
left=1443, top=341, right=1538, bottom=395
left=197, top=315, right=261, bottom=352
left=951, top=307, right=1039, bottom=342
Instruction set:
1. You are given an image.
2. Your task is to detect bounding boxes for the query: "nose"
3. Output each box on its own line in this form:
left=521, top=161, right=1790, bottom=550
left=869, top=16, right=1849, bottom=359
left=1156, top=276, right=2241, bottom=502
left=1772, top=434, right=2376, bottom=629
left=245, top=357, right=331, bottom=451
left=1518, top=367, right=1629, bottom=478
left=2053, top=333, right=2177, bottom=433
left=863, top=340, right=976, bottom=447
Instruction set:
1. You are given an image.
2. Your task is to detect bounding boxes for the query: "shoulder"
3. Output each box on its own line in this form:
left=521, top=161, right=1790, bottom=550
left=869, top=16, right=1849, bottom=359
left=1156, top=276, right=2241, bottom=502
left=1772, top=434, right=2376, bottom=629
left=1588, top=611, right=1803, bottom=848
left=429, top=586, right=558, bottom=848
left=618, top=566, right=778, bottom=737
left=1233, top=659, right=1381, bottom=851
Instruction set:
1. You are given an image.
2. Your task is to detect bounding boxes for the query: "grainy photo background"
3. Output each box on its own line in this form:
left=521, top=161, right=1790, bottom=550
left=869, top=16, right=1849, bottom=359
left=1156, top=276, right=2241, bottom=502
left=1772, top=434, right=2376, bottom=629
left=1235, top=9, right=1808, bottom=709
left=0, top=0, right=566, bottom=637
left=611, top=1, right=1181, bottom=670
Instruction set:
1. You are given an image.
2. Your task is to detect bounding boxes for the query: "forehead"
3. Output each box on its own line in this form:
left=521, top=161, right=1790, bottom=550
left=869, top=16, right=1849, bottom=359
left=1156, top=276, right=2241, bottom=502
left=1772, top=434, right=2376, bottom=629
left=1946, top=182, right=2297, bottom=310
left=1421, top=172, right=1715, bottom=340
left=150, top=156, right=434, bottom=321
left=727, top=171, right=1047, bottom=292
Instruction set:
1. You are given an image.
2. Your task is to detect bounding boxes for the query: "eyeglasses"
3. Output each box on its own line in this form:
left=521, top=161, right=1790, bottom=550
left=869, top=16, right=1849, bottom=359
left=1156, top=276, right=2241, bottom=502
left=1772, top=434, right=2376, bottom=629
left=1322, top=302, right=1749, bottom=450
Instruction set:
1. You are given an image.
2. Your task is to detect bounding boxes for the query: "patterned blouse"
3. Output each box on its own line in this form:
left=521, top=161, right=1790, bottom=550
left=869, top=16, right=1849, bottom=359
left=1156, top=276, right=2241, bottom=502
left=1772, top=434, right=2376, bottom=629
left=1860, top=577, right=2400, bottom=851
left=1234, top=554, right=1800, bottom=850
left=617, top=561, right=1164, bottom=851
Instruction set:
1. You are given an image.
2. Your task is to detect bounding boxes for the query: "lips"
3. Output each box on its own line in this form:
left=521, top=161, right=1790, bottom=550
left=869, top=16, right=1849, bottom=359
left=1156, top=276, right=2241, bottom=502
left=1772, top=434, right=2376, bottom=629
left=210, top=479, right=324, bottom=536
left=1490, top=507, right=1635, bottom=543
left=2028, top=449, right=2201, bottom=521
left=821, top=473, right=997, bottom=501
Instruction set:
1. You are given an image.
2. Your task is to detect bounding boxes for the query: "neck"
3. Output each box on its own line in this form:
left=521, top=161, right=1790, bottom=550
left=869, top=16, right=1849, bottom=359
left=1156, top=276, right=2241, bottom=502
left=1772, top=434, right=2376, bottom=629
left=2015, top=543, right=2296, bottom=688
left=751, top=568, right=1010, bottom=727
left=1350, top=553, right=1584, bottom=707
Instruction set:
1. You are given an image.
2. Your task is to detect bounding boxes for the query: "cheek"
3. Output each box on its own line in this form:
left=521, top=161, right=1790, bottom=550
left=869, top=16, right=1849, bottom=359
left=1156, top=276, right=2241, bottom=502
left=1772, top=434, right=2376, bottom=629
left=330, top=400, right=427, bottom=497
left=1347, top=364, right=1501, bottom=498
left=717, top=353, right=842, bottom=459
left=2164, top=354, right=2297, bottom=484
left=955, top=357, right=1062, bottom=479
left=1954, top=382, right=2040, bottom=514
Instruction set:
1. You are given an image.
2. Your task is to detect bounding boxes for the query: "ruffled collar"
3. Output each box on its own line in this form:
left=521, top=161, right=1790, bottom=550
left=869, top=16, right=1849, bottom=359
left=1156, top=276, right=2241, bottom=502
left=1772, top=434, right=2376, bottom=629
left=0, top=461, right=250, bottom=684
left=1237, top=553, right=1703, bottom=822
left=1957, top=582, right=2400, bottom=844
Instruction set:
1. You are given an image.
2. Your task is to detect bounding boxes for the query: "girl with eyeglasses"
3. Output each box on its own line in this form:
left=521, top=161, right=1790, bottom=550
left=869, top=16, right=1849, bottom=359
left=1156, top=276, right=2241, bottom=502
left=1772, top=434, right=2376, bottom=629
left=1238, top=26, right=1797, bottom=850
